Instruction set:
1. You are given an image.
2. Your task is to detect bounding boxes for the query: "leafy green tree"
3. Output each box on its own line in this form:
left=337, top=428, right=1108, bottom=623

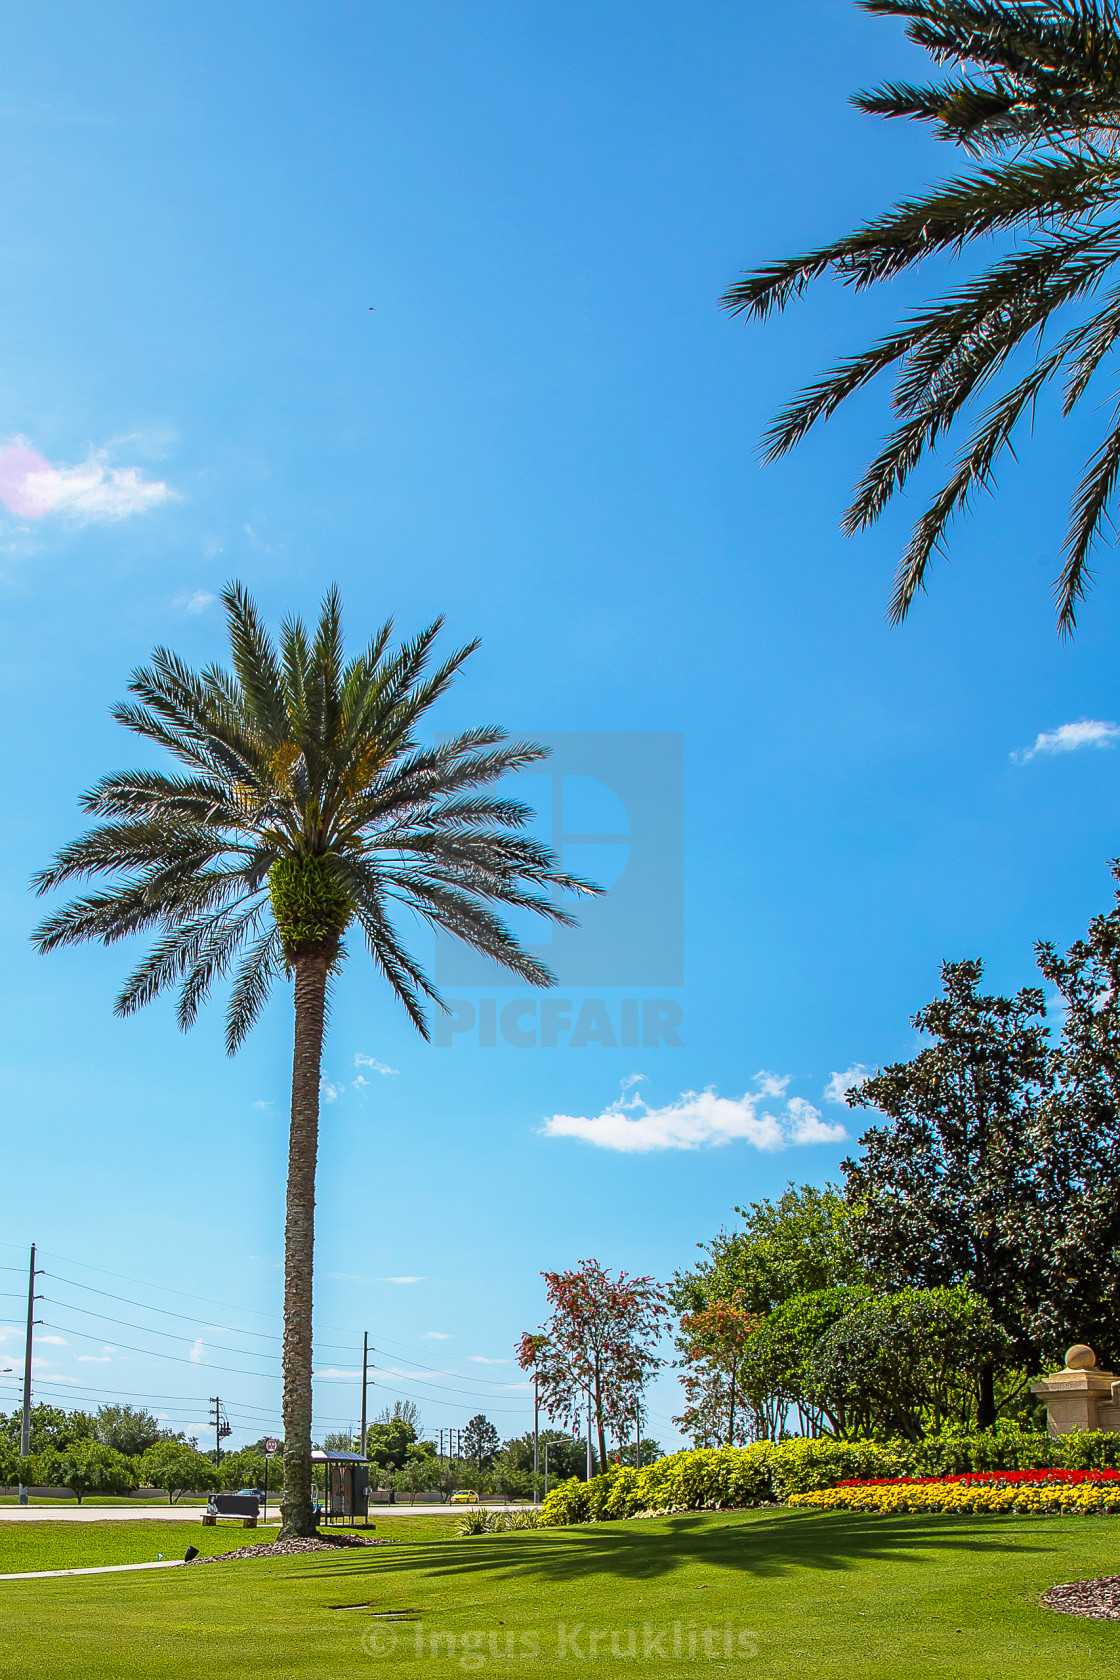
left=492, top=1429, right=592, bottom=1498
left=364, top=1413, right=420, bottom=1474
left=0, top=1405, right=95, bottom=1455
left=321, top=1431, right=358, bottom=1454
left=726, top=0, right=1120, bottom=632
left=396, top=1453, right=439, bottom=1503
left=219, top=1446, right=278, bottom=1493
left=461, top=1414, right=500, bottom=1487
left=670, top=1183, right=860, bottom=1320
left=139, top=1443, right=217, bottom=1505
left=808, top=1286, right=1011, bottom=1440
left=38, top=1443, right=137, bottom=1504
left=743, top=1286, right=874, bottom=1437
left=609, top=1438, right=662, bottom=1469
left=1032, top=875, right=1120, bottom=1364
left=31, top=585, right=596, bottom=1537
left=843, top=959, right=1052, bottom=1425
left=93, top=1404, right=179, bottom=1457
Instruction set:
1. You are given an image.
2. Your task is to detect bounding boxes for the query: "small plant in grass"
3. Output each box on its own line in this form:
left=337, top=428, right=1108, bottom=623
left=457, top=1506, right=541, bottom=1536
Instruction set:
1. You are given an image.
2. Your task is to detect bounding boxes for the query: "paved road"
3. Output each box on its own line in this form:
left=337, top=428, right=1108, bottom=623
left=0, top=1502, right=525, bottom=1523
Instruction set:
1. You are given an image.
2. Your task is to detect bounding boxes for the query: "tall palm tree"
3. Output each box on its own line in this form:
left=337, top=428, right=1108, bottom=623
left=31, top=584, right=598, bottom=1537
left=724, top=0, right=1120, bottom=632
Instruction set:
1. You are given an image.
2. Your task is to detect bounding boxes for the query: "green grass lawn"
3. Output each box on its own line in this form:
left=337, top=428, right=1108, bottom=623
left=1, top=1507, right=1119, bottom=1677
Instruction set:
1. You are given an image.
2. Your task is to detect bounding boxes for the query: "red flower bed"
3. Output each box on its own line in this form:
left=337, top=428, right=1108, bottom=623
left=837, top=1468, right=1120, bottom=1488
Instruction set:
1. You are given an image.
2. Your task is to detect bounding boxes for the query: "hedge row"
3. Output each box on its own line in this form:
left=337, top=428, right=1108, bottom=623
left=537, top=1429, right=1120, bottom=1526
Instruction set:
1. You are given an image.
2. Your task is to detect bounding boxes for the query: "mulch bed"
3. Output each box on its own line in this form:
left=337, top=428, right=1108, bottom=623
left=1041, top=1576, right=1120, bottom=1620
left=190, top=1533, right=394, bottom=1564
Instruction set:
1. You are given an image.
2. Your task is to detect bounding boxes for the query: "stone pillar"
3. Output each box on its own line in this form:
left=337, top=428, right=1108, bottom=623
left=1029, top=1345, right=1120, bottom=1437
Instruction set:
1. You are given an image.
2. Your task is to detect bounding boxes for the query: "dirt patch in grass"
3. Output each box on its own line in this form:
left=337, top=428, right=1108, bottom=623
left=190, top=1533, right=394, bottom=1564
left=1042, top=1576, right=1120, bottom=1620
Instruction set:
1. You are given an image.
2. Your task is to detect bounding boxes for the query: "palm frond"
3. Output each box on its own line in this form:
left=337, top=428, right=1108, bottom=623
left=1057, top=399, right=1120, bottom=627
left=732, top=0, right=1120, bottom=626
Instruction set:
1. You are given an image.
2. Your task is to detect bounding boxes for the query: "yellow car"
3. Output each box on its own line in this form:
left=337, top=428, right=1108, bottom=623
left=450, top=1489, right=480, bottom=1504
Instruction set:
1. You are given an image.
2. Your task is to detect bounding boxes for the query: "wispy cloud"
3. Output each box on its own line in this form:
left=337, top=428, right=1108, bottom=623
left=1013, top=719, right=1120, bottom=763
left=355, top=1053, right=398, bottom=1077
left=0, top=439, right=176, bottom=523
left=753, top=1070, right=790, bottom=1099
left=252, top=1099, right=271, bottom=1111
left=542, top=1078, right=847, bottom=1154
left=189, top=1338, right=205, bottom=1365
left=313, top=1366, right=360, bottom=1381
left=824, top=1064, right=870, bottom=1105
left=174, top=590, right=215, bottom=614
left=467, top=1356, right=508, bottom=1365
left=38, top=1334, right=67, bottom=1346
left=77, top=1350, right=113, bottom=1364
left=320, top=1078, right=343, bottom=1103
left=386, top=1276, right=424, bottom=1285
left=421, top=1332, right=451, bottom=1341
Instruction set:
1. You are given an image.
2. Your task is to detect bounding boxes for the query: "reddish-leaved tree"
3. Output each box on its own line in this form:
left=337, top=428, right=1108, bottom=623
left=518, top=1259, right=667, bottom=1471
left=672, top=1291, right=761, bottom=1448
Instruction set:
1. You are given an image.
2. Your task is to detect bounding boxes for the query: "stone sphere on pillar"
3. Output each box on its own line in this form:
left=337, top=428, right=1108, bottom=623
left=1065, top=1345, right=1097, bottom=1370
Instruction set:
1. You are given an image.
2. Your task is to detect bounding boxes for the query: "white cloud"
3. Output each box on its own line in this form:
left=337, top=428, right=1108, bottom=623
left=313, top=1366, right=361, bottom=1381
left=174, top=590, right=216, bottom=614
left=542, top=1079, right=848, bottom=1154
left=252, top=1099, right=271, bottom=1111
left=37, top=1334, right=67, bottom=1346
left=386, top=1276, right=424, bottom=1285
left=0, top=1328, right=16, bottom=1341
left=824, top=1064, right=870, bottom=1105
left=354, top=1053, right=398, bottom=1076
left=1013, top=719, right=1120, bottom=763
left=421, top=1332, right=451, bottom=1341
left=753, top=1070, right=791, bottom=1099
left=467, top=1356, right=508, bottom=1365
left=0, top=439, right=176, bottom=523
left=77, top=1351, right=112, bottom=1364
left=320, top=1078, right=343, bottom=1103
left=188, top=1338, right=205, bottom=1365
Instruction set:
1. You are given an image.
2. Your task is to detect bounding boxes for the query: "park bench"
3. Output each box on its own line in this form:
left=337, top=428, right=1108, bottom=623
left=202, top=1494, right=259, bottom=1527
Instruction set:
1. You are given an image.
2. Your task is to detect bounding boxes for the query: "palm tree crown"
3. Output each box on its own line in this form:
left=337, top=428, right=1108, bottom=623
left=724, top=0, right=1120, bottom=632
left=32, top=583, right=594, bottom=1038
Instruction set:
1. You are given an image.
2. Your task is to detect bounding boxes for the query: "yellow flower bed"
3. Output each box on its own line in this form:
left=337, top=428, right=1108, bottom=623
left=789, top=1482, right=1120, bottom=1516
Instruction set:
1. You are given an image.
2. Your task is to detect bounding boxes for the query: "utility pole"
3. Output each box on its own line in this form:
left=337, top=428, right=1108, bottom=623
left=210, top=1396, right=230, bottom=1467
left=586, top=1389, right=592, bottom=1482
left=635, top=1409, right=640, bottom=1471
left=18, top=1244, right=39, bottom=1507
left=359, top=1333, right=371, bottom=1457
left=543, top=1440, right=550, bottom=1500
left=533, top=1374, right=540, bottom=1505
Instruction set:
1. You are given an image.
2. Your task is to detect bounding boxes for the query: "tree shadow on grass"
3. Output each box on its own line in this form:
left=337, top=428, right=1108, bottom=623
left=285, top=1509, right=1055, bottom=1590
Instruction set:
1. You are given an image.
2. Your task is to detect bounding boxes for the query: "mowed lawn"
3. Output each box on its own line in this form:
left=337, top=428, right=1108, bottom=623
left=1, top=1508, right=1120, bottom=1678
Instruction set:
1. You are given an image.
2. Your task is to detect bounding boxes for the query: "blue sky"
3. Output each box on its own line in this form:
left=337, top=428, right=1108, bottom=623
left=3, top=0, right=1120, bottom=1454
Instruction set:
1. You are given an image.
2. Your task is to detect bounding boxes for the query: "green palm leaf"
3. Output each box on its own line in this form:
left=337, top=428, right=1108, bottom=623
left=726, top=0, right=1120, bottom=629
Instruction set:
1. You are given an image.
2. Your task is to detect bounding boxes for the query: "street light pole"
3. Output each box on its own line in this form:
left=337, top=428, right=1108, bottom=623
left=18, top=1244, right=37, bottom=1507
left=533, top=1374, right=539, bottom=1505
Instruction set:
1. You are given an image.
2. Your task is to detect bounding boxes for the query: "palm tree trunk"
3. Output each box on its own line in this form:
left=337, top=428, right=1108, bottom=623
left=279, top=952, right=328, bottom=1539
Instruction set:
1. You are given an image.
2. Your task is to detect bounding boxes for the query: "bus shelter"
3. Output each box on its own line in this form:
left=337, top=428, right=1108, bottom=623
left=311, top=1449, right=370, bottom=1525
